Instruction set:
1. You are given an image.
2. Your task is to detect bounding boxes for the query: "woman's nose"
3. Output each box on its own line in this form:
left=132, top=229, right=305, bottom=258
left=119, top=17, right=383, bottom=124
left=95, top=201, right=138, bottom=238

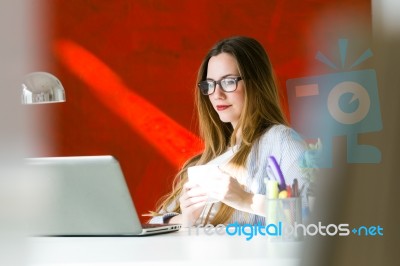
left=212, top=84, right=226, bottom=99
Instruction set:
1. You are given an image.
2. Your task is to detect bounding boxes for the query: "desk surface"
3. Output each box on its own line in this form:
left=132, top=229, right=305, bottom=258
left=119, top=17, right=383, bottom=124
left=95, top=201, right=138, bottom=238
left=27, top=228, right=303, bottom=266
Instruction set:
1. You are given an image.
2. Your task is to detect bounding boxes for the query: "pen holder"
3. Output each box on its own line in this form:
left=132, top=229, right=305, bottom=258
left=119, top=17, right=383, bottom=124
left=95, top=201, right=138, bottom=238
left=265, top=197, right=302, bottom=241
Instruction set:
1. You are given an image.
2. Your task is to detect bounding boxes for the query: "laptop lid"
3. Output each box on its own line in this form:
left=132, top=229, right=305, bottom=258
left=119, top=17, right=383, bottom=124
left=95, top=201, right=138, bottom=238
left=24, top=155, right=180, bottom=236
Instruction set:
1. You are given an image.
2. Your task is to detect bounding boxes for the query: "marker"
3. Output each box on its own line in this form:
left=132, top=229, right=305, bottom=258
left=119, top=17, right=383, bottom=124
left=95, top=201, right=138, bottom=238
left=292, top=178, right=299, bottom=197
left=286, top=186, right=292, bottom=198
left=266, top=180, right=279, bottom=199
left=267, top=156, right=286, bottom=191
left=278, top=190, right=288, bottom=199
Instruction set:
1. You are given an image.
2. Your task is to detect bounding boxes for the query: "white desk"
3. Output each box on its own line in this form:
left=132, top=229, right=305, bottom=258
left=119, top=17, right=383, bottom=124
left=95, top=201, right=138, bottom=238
left=26, top=228, right=303, bottom=266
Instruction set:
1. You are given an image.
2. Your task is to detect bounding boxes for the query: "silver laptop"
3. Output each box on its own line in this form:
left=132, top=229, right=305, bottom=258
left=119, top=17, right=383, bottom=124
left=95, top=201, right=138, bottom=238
left=24, top=155, right=181, bottom=236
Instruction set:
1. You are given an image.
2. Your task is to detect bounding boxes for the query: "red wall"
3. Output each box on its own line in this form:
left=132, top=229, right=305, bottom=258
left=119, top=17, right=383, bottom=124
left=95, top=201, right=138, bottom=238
left=42, top=0, right=370, bottom=222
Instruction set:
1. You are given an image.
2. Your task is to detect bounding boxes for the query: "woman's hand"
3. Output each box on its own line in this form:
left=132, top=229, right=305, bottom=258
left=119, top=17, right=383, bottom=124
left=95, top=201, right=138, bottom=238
left=178, top=182, right=208, bottom=227
left=206, top=171, right=266, bottom=216
left=207, top=171, right=252, bottom=212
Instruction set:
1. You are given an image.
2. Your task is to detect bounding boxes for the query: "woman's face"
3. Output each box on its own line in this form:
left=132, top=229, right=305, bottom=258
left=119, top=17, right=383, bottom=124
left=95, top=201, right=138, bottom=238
left=207, top=53, right=245, bottom=129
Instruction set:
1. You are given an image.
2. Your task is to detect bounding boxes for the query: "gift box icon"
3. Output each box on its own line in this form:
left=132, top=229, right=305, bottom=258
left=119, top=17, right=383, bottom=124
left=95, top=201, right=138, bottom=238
left=286, top=39, right=382, bottom=167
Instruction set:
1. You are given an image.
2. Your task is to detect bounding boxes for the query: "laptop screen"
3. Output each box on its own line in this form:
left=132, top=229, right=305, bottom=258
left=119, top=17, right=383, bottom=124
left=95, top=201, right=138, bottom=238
left=25, top=156, right=143, bottom=236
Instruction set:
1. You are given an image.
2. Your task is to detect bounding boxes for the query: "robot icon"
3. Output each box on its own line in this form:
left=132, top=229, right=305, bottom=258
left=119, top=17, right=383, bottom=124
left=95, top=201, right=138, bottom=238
left=286, top=40, right=382, bottom=167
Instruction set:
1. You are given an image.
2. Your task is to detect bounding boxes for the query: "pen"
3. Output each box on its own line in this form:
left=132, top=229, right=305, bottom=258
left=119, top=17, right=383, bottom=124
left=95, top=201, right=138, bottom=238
left=267, top=156, right=286, bottom=191
left=292, top=178, right=299, bottom=197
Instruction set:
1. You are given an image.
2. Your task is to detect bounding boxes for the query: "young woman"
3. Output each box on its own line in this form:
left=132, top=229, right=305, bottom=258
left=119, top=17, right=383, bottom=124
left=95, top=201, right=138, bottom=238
left=150, top=36, right=306, bottom=227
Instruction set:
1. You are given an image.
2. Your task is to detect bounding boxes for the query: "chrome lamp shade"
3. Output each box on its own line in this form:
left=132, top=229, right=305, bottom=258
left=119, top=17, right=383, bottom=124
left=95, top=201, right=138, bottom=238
left=21, top=72, right=66, bottom=104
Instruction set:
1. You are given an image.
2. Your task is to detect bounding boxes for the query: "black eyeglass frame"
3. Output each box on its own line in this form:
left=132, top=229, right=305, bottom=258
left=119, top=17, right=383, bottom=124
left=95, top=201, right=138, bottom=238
left=197, top=77, right=242, bottom=95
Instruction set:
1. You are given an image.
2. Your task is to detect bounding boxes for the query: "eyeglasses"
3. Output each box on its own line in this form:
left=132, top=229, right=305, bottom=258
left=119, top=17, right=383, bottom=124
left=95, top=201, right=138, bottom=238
left=198, top=77, right=242, bottom=95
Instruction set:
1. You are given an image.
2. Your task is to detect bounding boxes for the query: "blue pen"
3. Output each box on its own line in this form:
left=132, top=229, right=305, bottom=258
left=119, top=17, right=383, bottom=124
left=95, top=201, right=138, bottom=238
left=266, top=156, right=286, bottom=191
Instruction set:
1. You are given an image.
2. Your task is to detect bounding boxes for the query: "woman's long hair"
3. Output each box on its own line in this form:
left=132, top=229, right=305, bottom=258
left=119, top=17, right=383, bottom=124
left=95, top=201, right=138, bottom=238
left=153, top=36, right=288, bottom=225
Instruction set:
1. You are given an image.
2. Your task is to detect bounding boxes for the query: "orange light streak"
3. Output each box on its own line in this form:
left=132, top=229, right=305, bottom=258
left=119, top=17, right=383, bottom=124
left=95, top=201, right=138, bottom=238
left=54, top=39, right=203, bottom=168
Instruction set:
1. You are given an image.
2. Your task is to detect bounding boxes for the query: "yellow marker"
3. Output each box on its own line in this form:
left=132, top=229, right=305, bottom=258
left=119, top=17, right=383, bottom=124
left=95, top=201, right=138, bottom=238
left=266, top=180, right=279, bottom=199
left=265, top=180, right=279, bottom=226
left=278, top=190, right=288, bottom=199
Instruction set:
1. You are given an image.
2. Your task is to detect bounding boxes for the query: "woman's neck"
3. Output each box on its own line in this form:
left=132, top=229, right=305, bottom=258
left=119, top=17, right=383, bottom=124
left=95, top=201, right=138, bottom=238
left=233, top=127, right=242, bottom=145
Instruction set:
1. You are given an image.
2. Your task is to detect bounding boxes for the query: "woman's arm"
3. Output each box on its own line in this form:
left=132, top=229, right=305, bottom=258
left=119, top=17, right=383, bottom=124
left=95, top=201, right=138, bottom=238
left=207, top=173, right=267, bottom=217
left=169, top=191, right=267, bottom=221
left=247, top=193, right=267, bottom=216
left=229, top=190, right=267, bottom=217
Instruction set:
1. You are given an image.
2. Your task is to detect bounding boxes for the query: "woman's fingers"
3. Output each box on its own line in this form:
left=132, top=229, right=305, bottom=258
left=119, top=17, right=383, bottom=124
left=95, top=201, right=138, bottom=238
left=180, top=183, right=208, bottom=207
left=179, top=185, right=208, bottom=227
left=180, top=194, right=208, bottom=209
left=186, top=186, right=207, bottom=197
left=183, top=181, right=198, bottom=190
left=182, top=183, right=207, bottom=198
left=206, top=176, right=243, bottom=203
left=185, top=200, right=208, bottom=212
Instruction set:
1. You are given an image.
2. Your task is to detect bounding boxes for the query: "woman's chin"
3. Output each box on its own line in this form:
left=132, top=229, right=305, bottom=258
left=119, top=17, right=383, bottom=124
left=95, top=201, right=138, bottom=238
left=218, top=116, right=232, bottom=124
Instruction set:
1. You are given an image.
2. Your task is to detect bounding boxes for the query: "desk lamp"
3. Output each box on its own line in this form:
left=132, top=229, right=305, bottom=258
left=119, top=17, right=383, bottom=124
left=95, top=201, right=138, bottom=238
left=21, top=72, right=65, bottom=104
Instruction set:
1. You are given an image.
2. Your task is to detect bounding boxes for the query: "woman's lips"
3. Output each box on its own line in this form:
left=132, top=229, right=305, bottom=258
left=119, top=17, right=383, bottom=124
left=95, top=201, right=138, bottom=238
left=216, top=105, right=231, bottom=111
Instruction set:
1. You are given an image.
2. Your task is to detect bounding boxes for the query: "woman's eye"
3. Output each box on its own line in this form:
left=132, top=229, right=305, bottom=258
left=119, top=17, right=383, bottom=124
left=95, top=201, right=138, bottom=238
left=224, top=79, right=235, bottom=85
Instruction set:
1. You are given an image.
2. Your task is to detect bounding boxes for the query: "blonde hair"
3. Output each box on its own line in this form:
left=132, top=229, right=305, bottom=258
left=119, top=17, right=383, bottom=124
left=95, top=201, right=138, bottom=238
left=153, top=36, right=287, bottom=225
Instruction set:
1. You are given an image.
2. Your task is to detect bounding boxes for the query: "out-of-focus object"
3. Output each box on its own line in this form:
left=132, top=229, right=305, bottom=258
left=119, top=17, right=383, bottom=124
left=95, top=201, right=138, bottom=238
left=21, top=72, right=66, bottom=104
left=302, top=1, right=400, bottom=266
